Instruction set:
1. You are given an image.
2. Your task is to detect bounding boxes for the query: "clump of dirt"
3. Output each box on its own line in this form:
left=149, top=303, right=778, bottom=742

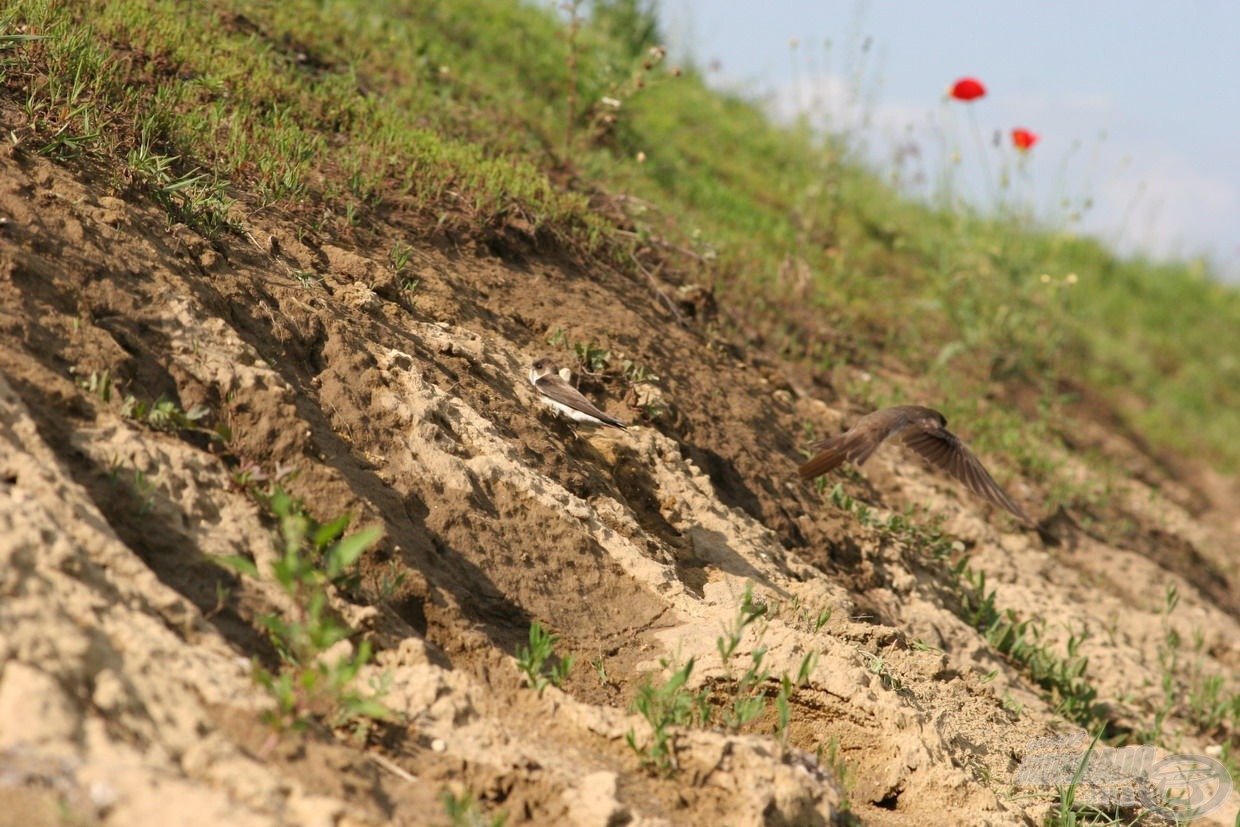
left=1, top=101, right=1238, bottom=826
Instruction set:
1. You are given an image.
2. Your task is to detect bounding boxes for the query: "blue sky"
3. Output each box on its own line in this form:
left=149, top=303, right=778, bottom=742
left=659, top=1, right=1240, bottom=281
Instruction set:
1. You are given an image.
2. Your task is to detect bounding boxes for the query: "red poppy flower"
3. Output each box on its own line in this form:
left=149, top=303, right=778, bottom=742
left=948, top=77, right=986, bottom=102
left=1011, top=128, right=1039, bottom=152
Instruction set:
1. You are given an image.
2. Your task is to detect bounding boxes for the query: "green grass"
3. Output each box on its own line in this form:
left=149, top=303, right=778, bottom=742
left=441, top=788, right=508, bottom=827
left=219, top=482, right=391, bottom=734
left=955, top=564, right=1101, bottom=729
left=626, top=656, right=708, bottom=774
left=5, top=0, right=1240, bottom=479
left=1043, top=730, right=1115, bottom=826
left=624, top=587, right=823, bottom=775
left=1141, top=586, right=1240, bottom=780
left=515, top=621, right=573, bottom=696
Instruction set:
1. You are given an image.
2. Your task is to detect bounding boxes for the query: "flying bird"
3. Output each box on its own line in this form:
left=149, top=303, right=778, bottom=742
left=529, top=357, right=627, bottom=429
left=799, top=405, right=1034, bottom=525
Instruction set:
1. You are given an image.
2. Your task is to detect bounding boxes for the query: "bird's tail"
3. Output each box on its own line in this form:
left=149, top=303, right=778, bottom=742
left=798, top=432, right=879, bottom=480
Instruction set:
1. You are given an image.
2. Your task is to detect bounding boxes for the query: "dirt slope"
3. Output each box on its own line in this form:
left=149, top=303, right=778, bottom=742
left=1, top=102, right=1238, bottom=826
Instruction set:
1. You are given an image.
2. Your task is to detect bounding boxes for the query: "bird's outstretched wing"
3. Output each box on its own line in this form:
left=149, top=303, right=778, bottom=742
left=899, top=423, right=1034, bottom=525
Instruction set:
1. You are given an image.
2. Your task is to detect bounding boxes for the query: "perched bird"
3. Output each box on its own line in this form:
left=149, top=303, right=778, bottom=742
left=529, top=357, right=627, bottom=429
left=799, top=405, right=1034, bottom=525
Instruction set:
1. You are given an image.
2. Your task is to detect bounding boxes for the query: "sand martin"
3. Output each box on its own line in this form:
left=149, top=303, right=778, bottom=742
left=799, top=405, right=1034, bottom=525
left=529, top=357, right=627, bottom=429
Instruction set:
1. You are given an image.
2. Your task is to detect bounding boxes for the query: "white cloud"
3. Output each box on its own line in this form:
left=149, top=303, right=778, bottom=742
left=766, top=73, right=928, bottom=137
left=1091, top=154, right=1239, bottom=262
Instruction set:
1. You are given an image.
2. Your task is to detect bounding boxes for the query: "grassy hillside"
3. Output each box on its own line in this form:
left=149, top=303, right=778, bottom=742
left=3, top=2, right=1240, bottom=824
left=5, top=0, right=1239, bottom=480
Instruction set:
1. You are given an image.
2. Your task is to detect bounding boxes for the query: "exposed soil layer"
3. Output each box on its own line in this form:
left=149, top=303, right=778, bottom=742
left=1, top=102, right=1238, bottom=825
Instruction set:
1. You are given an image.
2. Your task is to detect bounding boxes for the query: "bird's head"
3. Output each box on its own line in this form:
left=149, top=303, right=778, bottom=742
left=531, top=357, right=557, bottom=374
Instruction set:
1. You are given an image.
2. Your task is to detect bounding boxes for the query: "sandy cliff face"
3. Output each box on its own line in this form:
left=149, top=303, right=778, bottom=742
left=1, top=106, right=1237, bottom=826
